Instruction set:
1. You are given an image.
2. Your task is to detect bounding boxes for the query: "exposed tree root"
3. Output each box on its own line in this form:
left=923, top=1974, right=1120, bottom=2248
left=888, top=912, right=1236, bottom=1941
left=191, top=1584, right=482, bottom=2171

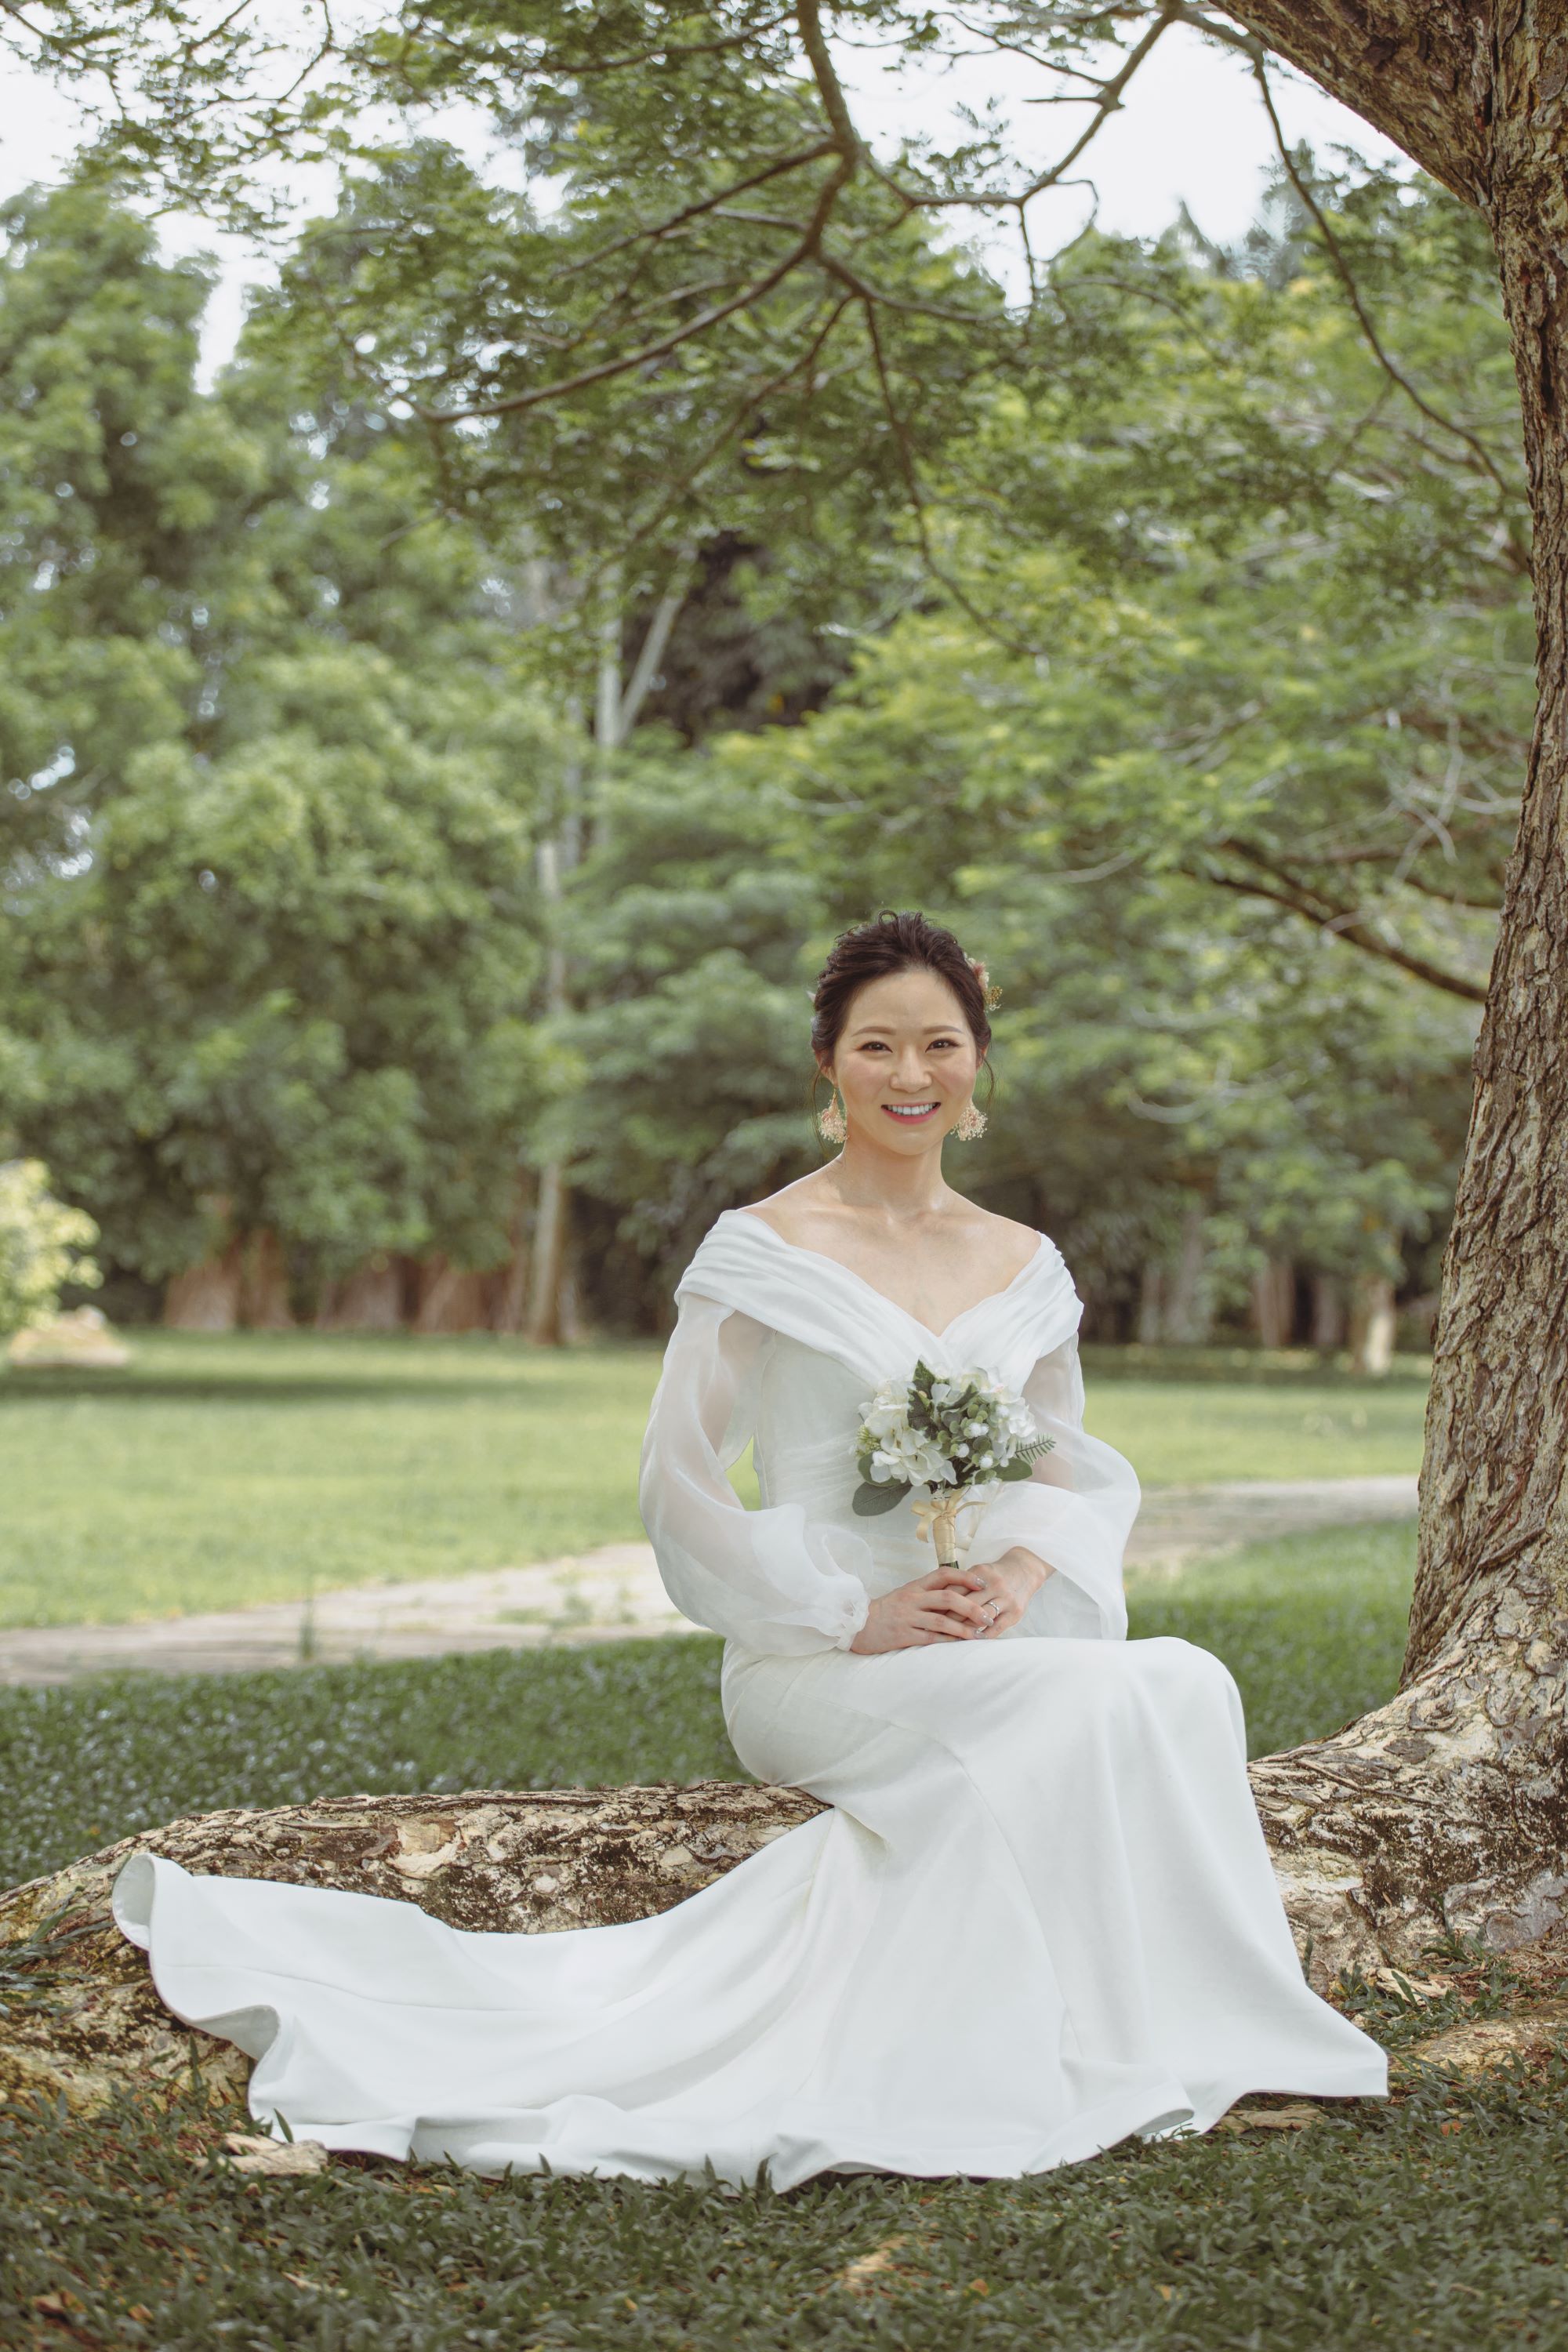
left=0, top=1782, right=823, bottom=2113
left=1251, top=1562, right=1568, bottom=1989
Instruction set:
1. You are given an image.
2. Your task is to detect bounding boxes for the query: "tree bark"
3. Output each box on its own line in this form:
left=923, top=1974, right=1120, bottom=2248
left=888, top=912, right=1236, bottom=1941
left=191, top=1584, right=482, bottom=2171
left=524, top=566, right=689, bottom=1345
left=1214, top=0, right=1568, bottom=1965
left=162, top=1248, right=241, bottom=1331
left=315, top=1258, right=406, bottom=1332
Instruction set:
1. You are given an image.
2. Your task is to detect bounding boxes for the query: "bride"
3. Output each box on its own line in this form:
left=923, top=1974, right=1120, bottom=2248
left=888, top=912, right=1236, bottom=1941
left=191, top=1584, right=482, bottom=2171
left=114, top=908, right=1386, bottom=2186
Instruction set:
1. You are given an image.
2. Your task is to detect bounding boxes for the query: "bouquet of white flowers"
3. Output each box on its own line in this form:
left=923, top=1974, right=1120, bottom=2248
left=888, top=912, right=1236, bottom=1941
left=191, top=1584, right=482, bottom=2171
left=851, top=1359, right=1054, bottom=1569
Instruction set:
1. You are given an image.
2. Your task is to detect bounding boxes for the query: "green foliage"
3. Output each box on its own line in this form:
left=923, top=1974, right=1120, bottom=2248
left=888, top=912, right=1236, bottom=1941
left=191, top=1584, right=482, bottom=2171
left=0, top=180, right=564, bottom=1288
left=547, top=757, right=824, bottom=1295
left=0, top=1159, right=99, bottom=1334
left=0, top=162, right=1520, bottom=1327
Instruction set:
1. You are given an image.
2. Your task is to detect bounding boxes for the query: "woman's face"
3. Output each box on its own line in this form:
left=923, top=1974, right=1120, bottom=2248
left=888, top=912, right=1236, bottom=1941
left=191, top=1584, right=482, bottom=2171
left=824, top=967, right=982, bottom=1151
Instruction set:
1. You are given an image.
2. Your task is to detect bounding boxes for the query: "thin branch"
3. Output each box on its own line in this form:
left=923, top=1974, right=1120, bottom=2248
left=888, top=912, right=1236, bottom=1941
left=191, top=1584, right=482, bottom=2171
left=1250, top=59, right=1513, bottom=501
left=615, top=292, right=855, bottom=561
left=414, top=158, right=855, bottom=425
left=528, top=13, right=792, bottom=79
left=858, top=292, right=1039, bottom=660
left=1210, top=845, right=1490, bottom=1001
left=853, top=6, right=1175, bottom=216
left=564, top=140, right=838, bottom=277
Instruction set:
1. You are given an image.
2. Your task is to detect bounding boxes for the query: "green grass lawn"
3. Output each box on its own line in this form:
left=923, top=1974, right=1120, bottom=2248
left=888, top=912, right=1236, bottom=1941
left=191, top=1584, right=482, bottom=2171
left=7, top=1517, right=1567, bottom=2351
left=0, top=1333, right=1429, bottom=1629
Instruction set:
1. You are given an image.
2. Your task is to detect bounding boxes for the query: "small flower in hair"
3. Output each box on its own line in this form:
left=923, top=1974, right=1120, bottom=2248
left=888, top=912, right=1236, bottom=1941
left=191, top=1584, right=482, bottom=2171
left=965, top=953, right=1001, bottom=1010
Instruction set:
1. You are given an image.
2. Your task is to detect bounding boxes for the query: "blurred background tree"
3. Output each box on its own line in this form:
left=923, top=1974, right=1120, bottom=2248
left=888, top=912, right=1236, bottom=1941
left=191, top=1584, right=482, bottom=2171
left=0, top=159, right=1519, bottom=1348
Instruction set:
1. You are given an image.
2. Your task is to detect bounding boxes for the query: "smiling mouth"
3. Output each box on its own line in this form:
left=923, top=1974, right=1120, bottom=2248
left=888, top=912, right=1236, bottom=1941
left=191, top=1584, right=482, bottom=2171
left=882, top=1102, right=940, bottom=1122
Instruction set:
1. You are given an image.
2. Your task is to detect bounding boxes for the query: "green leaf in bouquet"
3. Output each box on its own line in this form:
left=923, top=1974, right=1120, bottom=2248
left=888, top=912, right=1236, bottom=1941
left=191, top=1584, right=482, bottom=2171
left=852, top=1478, right=912, bottom=1516
left=996, top=1456, right=1037, bottom=1483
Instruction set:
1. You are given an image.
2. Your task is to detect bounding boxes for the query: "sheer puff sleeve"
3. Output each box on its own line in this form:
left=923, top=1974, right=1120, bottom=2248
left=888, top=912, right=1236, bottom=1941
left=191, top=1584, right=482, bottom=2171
left=971, top=1334, right=1136, bottom=1643
left=639, top=1292, right=873, bottom=1656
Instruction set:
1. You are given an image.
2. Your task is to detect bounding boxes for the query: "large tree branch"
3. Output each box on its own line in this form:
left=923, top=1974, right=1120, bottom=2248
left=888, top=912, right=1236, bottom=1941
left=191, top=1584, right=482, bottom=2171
left=1211, top=0, right=1491, bottom=207
left=793, top=0, right=866, bottom=163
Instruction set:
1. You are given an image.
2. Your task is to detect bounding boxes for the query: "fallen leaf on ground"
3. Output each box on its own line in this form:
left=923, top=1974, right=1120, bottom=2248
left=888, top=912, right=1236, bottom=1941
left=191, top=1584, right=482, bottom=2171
left=1411, top=2012, right=1568, bottom=2073
left=836, top=2236, right=907, bottom=2293
left=207, top=2131, right=329, bottom=2175
left=1213, top=2103, right=1321, bottom=2134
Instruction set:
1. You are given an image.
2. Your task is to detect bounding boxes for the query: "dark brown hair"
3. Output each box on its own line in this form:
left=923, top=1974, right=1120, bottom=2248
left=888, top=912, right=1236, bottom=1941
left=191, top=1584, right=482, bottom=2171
left=810, top=910, right=993, bottom=1076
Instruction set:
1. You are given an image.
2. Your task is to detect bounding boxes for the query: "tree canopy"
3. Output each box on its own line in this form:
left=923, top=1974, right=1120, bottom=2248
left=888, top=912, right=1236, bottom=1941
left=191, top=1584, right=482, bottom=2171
left=0, top=136, right=1519, bottom=1330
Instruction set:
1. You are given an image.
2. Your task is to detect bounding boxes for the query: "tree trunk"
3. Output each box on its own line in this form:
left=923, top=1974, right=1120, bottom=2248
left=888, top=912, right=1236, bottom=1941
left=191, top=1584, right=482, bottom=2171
left=237, top=1230, right=294, bottom=1330
left=1136, top=1258, right=1165, bottom=1347
left=1163, top=1205, right=1213, bottom=1344
left=490, top=1175, right=533, bottom=1334
left=523, top=567, right=688, bottom=1345
left=1311, top=1272, right=1347, bottom=1350
left=1346, top=1272, right=1397, bottom=1377
left=315, top=1258, right=405, bottom=1332
left=1251, top=1257, right=1295, bottom=1350
left=412, top=1255, right=492, bottom=1334
left=1219, top=1, right=1568, bottom=1969
left=525, top=1161, right=572, bottom=1346
left=162, top=1247, right=241, bottom=1331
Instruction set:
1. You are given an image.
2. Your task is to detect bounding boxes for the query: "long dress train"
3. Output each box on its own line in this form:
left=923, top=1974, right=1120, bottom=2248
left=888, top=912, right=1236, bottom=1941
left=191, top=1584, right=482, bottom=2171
left=114, top=1210, right=1386, bottom=2186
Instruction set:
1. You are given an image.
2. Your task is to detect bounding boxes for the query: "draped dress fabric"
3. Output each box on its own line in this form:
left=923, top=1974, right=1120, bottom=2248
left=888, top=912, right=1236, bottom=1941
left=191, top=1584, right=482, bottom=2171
left=113, top=1210, right=1386, bottom=2186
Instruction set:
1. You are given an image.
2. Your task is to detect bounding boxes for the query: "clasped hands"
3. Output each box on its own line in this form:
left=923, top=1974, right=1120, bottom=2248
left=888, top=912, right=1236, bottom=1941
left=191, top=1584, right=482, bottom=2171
left=849, top=1545, right=1054, bottom=1654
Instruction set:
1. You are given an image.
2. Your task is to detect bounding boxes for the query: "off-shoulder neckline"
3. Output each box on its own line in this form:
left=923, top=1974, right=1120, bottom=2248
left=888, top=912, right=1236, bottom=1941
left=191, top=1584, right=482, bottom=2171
left=722, top=1209, right=1050, bottom=1344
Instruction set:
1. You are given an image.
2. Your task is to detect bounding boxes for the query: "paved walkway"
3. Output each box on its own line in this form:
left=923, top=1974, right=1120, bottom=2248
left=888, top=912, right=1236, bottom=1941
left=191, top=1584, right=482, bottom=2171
left=0, top=1477, right=1417, bottom=1687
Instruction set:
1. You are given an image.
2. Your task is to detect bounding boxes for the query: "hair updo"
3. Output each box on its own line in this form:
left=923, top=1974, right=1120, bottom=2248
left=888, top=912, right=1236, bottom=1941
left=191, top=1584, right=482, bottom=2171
left=810, top=910, right=993, bottom=1071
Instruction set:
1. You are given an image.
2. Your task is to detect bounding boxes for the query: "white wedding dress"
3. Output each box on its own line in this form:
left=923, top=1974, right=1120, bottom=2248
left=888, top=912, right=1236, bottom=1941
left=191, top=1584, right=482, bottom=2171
left=114, top=1210, right=1386, bottom=2185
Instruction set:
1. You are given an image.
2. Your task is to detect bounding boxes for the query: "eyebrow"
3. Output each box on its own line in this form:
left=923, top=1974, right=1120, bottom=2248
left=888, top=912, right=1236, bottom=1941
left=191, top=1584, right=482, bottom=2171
left=849, top=1023, right=964, bottom=1037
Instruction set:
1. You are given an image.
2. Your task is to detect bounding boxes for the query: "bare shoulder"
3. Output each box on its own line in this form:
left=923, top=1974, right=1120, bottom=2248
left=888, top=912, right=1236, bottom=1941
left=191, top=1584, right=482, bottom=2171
left=967, top=1207, right=1045, bottom=1279
left=733, top=1174, right=837, bottom=1247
